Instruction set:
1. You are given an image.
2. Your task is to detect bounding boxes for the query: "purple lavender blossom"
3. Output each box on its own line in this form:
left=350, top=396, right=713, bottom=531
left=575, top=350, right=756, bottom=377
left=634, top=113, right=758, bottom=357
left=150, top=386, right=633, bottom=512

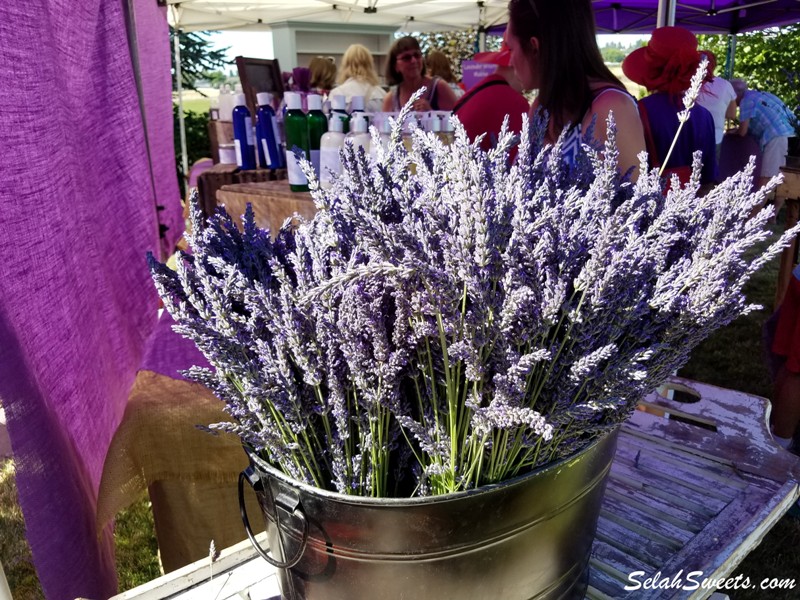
left=148, top=87, right=800, bottom=497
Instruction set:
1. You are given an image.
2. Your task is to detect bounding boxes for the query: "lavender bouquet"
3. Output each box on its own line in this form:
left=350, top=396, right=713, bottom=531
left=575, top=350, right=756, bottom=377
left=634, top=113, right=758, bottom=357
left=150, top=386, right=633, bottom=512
left=149, top=92, right=796, bottom=499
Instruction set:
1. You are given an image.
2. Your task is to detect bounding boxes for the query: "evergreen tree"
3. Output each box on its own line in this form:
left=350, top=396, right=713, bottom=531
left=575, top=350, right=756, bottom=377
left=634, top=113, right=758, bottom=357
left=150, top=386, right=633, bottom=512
left=169, top=29, right=230, bottom=92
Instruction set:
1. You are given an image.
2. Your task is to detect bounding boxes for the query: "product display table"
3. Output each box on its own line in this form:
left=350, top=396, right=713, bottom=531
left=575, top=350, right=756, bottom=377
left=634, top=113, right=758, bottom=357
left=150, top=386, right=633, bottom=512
left=195, top=165, right=289, bottom=218
left=774, top=165, right=800, bottom=308
left=111, top=377, right=800, bottom=600
left=215, top=179, right=316, bottom=235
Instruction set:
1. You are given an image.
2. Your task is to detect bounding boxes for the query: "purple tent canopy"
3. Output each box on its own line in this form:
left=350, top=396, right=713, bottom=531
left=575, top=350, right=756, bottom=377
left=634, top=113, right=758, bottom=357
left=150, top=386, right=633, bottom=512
left=487, top=0, right=800, bottom=35
left=593, top=0, right=800, bottom=34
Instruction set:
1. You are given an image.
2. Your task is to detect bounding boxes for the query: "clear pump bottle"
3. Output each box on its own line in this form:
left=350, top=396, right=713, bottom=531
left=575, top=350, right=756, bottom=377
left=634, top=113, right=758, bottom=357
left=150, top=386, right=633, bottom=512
left=346, top=113, right=371, bottom=155
left=320, top=114, right=346, bottom=189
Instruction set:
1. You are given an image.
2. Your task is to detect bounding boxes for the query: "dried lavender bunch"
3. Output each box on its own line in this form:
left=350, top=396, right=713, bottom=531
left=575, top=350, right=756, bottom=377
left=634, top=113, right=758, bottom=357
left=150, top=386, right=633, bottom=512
left=149, top=89, right=798, bottom=498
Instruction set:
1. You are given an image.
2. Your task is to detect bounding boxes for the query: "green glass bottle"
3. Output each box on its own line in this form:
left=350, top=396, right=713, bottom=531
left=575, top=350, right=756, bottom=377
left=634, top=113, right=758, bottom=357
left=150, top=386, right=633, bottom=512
left=284, top=91, right=310, bottom=192
left=306, top=94, right=328, bottom=182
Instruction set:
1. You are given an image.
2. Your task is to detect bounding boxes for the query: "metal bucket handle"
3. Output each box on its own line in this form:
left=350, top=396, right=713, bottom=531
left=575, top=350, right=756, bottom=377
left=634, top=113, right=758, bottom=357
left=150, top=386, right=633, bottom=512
left=239, top=466, right=309, bottom=569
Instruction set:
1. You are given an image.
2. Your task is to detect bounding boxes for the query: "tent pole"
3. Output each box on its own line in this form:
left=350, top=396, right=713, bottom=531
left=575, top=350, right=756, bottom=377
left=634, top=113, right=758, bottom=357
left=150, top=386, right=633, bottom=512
left=173, top=27, right=189, bottom=199
left=656, top=0, right=676, bottom=27
left=724, top=34, right=737, bottom=79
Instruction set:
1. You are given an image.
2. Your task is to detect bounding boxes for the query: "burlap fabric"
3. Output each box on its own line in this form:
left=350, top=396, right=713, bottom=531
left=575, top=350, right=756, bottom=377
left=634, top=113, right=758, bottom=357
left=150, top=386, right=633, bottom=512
left=97, top=370, right=262, bottom=572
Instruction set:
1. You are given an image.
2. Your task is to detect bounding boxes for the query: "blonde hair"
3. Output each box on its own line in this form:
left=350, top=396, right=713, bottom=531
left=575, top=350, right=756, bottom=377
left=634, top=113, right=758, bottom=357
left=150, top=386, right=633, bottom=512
left=338, top=44, right=379, bottom=86
left=426, top=50, right=457, bottom=84
left=309, top=56, right=337, bottom=91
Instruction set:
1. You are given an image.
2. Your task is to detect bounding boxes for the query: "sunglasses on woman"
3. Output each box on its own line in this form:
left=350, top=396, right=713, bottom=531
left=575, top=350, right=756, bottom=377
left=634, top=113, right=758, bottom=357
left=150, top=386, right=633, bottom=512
left=396, top=51, right=422, bottom=63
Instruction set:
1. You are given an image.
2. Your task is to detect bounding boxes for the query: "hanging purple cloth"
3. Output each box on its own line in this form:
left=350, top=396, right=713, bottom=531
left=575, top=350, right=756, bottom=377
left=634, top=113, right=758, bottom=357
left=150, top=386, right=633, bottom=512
left=0, top=0, right=180, bottom=597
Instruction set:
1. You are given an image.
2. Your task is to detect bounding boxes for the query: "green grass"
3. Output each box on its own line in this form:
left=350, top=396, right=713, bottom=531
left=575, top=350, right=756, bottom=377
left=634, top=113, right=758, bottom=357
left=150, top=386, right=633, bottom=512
left=113, top=492, right=162, bottom=590
left=177, top=97, right=212, bottom=116
left=0, top=460, right=160, bottom=596
left=0, top=460, right=42, bottom=599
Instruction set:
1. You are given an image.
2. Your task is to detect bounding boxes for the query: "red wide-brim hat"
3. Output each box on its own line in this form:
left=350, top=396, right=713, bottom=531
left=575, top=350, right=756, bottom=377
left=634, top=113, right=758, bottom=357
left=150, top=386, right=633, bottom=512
left=473, top=41, right=512, bottom=67
left=622, top=26, right=701, bottom=95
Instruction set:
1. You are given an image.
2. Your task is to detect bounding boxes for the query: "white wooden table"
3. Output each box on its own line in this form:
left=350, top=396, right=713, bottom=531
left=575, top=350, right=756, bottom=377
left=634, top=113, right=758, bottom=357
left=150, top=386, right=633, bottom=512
left=111, top=377, right=800, bottom=600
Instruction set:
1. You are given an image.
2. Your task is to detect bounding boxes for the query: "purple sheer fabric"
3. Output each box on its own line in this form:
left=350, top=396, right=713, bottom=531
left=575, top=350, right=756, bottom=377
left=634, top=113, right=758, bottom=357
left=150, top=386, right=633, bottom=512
left=0, top=0, right=180, bottom=597
left=142, top=312, right=212, bottom=381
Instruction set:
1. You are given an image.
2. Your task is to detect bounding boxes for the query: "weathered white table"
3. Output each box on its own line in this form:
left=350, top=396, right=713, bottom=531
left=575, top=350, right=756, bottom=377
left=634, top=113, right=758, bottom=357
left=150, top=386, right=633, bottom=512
left=111, top=377, right=800, bottom=600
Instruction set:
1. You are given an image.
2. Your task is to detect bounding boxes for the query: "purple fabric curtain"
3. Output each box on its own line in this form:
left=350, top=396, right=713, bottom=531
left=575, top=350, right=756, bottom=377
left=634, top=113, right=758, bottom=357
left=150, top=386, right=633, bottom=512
left=0, top=0, right=180, bottom=597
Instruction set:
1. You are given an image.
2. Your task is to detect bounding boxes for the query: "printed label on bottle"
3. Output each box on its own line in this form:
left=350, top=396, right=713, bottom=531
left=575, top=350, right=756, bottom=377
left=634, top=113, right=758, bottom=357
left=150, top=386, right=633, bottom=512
left=245, top=117, right=254, bottom=145
left=286, top=150, right=308, bottom=185
left=235, top=139, right=243, bottom=167
left=320, top=146, right=342, bottom=187
left=261, top=139, right=275, bottom=166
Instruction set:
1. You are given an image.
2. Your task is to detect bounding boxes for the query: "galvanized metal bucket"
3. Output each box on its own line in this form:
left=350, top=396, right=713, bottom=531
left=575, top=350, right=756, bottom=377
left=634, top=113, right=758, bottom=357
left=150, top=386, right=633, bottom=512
left=239, top=430, right=618, bottom=600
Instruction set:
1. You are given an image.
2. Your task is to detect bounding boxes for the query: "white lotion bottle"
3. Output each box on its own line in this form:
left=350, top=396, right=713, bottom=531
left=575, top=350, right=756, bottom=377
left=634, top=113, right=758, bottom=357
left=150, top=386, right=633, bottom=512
left=346, top=113, right=371, bottom=156
left=319, top=114, right=346, bottom=189
left=369, top=114, right=392, bottom=161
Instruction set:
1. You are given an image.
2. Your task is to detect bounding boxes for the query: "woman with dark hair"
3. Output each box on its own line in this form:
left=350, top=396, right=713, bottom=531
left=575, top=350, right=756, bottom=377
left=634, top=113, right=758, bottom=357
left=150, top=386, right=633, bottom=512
left=505, top=0, right=644, bottom=176
left=381, top=36, right=458, bottom=112
left=426, top=50, right=464, bottom=98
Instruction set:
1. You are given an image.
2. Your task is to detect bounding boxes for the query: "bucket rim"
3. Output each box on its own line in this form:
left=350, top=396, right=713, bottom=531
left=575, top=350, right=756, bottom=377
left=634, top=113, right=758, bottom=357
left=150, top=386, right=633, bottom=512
left=246, top=427, right=618, bottom=506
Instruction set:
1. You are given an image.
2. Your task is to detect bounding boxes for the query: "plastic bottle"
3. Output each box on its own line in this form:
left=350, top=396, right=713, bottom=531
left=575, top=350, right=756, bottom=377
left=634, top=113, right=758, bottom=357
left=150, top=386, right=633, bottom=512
left=218, top=83, right=234, bottom=121
left=320, top=114, right=346, bottom=189
left=436, top=111, right=454, bottom=144
left=255, top=92, right=283, bottom=170
left=232, top=93, right=257, bottom=170
left=284, top=91, right=310, bottom=192
left=349, top=95, right=365, bottom=113
left=369, top=114, right=392, bottom=161
left=346, top=113, right=371, bottom=156
left=330, top=94, right=350, bottom=134
left=349, top=95, right=367, bottom=126
left=306, top=94, right=328, bottom=180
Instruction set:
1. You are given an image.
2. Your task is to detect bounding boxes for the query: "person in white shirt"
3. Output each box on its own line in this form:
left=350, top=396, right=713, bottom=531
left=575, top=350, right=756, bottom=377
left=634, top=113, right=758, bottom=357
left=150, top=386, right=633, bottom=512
left=329, top=44, right=386, bottom=113
left=695, top=50, right=737, bottom=161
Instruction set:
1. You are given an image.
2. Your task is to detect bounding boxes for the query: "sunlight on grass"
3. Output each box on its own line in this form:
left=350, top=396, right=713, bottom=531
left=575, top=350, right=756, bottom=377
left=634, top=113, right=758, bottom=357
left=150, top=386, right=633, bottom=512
left=0, top=459, right=43, bottom=599
left=0, top=458, right=160, bottom=597
left=114, top=491, right=162, bottom=592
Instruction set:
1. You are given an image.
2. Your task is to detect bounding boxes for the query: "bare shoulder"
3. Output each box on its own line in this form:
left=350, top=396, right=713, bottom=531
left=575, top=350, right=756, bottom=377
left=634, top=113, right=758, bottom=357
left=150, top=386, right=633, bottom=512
left=591, top=87, right=638, bottom=116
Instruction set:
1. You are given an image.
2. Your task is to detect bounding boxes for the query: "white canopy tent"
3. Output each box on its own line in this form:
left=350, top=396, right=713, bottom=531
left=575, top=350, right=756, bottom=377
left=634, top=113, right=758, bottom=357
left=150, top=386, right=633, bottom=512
left=165, top=0, right=510, bottom=33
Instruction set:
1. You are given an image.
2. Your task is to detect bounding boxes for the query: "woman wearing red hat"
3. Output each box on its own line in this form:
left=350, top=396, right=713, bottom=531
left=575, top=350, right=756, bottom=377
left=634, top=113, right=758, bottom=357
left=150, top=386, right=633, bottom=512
left=622, top=26, right=718, bottom=188
left=505, top=0, right=645, bottom=177
left=453, top=36, right=529, bottom=153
